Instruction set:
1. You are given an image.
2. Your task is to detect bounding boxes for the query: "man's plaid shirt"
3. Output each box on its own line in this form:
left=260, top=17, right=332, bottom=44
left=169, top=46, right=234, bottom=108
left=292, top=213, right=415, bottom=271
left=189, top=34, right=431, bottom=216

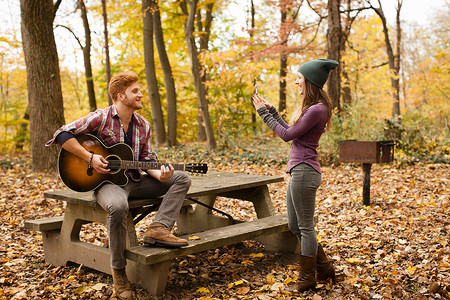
left=46, top=105, right=157, bottom=162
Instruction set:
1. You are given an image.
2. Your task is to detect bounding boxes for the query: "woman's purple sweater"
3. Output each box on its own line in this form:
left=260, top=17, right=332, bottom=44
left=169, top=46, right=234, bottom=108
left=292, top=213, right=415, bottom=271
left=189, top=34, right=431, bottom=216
left=257, top=103, right=328, bottom=174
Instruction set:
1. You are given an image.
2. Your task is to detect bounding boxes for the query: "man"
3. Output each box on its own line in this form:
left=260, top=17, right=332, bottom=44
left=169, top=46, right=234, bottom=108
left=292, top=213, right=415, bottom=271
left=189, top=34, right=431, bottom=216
left=46, top=72, right=191, bottom=300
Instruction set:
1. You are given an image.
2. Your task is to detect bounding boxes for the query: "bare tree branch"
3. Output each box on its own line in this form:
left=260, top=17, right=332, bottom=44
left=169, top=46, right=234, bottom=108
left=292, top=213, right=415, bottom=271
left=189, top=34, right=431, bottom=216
left=54, top=24, right=83, bottom=49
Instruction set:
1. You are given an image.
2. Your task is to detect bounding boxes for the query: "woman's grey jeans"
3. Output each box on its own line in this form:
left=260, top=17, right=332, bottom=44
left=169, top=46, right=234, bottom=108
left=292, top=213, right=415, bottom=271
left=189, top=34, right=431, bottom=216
left=286, top=163, right=322, bottom=256
left=94, top=171, right=191, bottom=269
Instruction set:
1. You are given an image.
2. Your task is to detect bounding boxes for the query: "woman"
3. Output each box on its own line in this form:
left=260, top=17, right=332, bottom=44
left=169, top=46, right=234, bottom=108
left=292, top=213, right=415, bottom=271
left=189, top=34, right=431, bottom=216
left=252, top=59, right=338, bottom=292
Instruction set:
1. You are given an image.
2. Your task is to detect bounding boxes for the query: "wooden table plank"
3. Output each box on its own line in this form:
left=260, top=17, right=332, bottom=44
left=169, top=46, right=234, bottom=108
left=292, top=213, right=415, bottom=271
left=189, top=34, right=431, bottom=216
left=188, top=171, right=283, bottom=196
left=44, top=172, right=284, bottom=206
left=43, top=190, right=97, bottom=206
left=126, top=213, right=290, bottom=265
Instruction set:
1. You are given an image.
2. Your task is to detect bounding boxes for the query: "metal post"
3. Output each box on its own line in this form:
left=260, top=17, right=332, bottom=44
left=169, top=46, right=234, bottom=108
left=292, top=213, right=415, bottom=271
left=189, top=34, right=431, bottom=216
left=362, top=163, right=372, bottom=206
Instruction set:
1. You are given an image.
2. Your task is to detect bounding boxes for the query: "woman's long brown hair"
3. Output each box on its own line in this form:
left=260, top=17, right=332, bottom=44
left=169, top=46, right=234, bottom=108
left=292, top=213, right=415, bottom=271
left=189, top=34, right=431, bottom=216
left=289, top=78, right=333, bottom=130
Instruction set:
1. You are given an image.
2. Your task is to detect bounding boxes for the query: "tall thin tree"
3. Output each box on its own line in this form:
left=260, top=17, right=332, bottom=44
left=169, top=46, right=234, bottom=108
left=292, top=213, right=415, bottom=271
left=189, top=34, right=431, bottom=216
left=101, top=0, right=112, bottom=106
left=277, top=0, right=301, bottom=118
left=196, top=1, right=214, bottom=142
left=78, top=0, right=96, bottom=112
left=152, top=0, right=178, bottom=146
left=250, top=0, right=257, bottom=133
left=369, top=0, right=402, bottom=117
left=327, top=0, right=342, bottom=112
left=57, top=1, right=97, bottom=111
left=333, top=0, right=368, bottom=108
left=181, top=0, right=216, bottom=149
left=279, top=2, right=288, bottom=118
left=143, top=0, right=167, bottom=146
left=340, top=0, right=356, bottom=107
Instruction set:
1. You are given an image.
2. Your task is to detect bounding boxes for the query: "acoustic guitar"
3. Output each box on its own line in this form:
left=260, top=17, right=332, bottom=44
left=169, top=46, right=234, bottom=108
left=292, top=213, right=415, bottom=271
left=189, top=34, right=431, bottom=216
left=58, top=134, right=208, bottom=192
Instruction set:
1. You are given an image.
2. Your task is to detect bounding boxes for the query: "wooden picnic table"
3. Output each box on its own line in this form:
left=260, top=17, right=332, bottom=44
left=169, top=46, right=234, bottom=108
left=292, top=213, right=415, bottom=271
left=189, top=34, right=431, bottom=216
left=26, top=171, right=299, bottom=296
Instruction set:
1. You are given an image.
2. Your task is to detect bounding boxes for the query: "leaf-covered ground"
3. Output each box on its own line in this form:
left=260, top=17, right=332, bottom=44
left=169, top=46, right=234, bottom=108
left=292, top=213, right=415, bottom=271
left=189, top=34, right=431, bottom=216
left=0, top=153, right=449, bottom=299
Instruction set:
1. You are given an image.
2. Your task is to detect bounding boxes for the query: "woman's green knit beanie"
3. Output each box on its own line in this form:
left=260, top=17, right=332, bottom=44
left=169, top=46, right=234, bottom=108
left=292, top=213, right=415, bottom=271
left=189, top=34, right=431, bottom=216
left=297, top=59, right=339, bottom=88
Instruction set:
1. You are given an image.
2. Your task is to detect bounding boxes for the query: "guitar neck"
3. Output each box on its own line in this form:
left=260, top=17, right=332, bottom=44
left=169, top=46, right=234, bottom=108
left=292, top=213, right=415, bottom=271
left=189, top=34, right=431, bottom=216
left=110, top=160, right=186, bottom=171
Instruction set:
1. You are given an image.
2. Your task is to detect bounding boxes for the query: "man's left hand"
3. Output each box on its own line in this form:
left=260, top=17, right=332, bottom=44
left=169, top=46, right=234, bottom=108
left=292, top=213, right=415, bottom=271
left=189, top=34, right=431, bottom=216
left=159, top=164, right=174, bottom=182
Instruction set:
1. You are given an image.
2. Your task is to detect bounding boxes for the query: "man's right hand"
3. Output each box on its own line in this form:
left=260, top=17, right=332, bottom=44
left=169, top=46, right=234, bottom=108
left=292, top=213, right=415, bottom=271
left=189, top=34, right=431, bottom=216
left=61, top=138, right=110, bottom=174
left=91, top=154, right=110, bottom=174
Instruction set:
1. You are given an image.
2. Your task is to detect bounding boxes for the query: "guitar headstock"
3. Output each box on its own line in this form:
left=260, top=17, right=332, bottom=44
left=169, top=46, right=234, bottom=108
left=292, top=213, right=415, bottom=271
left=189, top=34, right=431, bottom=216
left=186, top=163, right=208, bottom=175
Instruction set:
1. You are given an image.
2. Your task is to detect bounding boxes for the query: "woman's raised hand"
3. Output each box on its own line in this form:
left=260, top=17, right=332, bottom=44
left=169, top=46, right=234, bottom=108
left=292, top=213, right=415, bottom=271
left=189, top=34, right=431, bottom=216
left=252, top=94, right=272, bottom=109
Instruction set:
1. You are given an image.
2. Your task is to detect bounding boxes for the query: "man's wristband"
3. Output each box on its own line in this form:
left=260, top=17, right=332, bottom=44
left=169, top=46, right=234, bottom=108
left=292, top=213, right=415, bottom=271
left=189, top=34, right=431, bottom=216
left=88, top=151, right=94, bottom=168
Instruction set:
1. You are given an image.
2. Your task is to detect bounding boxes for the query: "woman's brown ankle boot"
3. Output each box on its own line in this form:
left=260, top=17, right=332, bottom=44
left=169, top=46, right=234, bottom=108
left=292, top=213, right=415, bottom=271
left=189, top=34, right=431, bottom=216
left=316, top=243, right=336, bottom=282
left=296, top=255, right=317, bottom=292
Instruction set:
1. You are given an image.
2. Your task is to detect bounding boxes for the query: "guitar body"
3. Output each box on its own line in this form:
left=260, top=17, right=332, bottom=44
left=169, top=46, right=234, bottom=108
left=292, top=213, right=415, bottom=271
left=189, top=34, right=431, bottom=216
left=58, top=134, right=134, bottom=192
left=58, top=134, right=207, bottom=192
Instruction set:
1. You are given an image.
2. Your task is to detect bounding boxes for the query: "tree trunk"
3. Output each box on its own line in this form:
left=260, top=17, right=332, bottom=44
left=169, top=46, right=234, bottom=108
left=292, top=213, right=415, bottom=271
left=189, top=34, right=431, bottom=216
left=101, top=0, right=112, bottom=106
left=327, top=0, right=342, bottom=113
left=393, top=0, right=402, bottom=117
left=278, top=4, right=287, bottom=118
left=152, top=0, right=178, bottom=146
left=341, top=0, right=353, bottom=107
left=341, top=68, right=351, bottom=106
left=20, top=0, right=65, bottom=171
left=196, top=103, right=206, bottom=141
left=195, top=2, right=214, bottom=142
left=279, top=55, right=288, bottom=117
left=142, top=0, right=167, bottom=146
left=277, top=2, right=301, bottom=118
left=372, top=0, right=402, bottom=118
left=15, top=108, right=29, bottom=151
left=250, top=0, right=256, bottom=133
left=198, top=2, right=213, bottom=51
left=78, top=0, right=96, bottom=112
left=183, top=0, right=216, bottom=148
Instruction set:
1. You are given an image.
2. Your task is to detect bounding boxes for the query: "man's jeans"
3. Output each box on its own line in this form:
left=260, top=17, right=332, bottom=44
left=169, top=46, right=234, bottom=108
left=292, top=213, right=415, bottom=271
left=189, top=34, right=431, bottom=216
left=94, top=171, right=191, bottom=269
left=286, top=163, right=322, bottom=256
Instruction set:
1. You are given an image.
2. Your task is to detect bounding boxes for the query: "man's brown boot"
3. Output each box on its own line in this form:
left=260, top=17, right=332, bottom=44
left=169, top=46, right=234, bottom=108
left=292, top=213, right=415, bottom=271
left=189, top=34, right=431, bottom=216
left=143, top=222, right=188, bottom=247
left=111, top=268, right=133, bottom=300
left=296, top=255, right=317, bottom=292
left=316, top=243, right=336, bottom=283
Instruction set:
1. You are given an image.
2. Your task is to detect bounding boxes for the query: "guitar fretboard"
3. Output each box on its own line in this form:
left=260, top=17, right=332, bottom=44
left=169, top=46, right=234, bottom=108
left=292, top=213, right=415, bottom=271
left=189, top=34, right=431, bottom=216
left=108, top=160, right=186, bottom=171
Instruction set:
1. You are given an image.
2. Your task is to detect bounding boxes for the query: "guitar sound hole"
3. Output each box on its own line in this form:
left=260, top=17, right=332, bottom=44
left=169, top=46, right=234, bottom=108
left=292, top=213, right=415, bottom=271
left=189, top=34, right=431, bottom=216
left=106, top=156, right=121, bottom=172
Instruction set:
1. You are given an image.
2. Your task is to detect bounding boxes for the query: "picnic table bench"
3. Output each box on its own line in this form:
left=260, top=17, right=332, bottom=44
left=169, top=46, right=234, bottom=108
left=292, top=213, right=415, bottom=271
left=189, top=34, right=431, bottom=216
left=25, top=171, right=299, bottom=296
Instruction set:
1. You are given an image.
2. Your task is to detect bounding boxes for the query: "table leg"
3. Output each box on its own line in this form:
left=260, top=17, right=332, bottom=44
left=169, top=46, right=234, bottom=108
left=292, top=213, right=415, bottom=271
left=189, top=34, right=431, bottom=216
left=176, top=195, right=236, bottom=234
left=127, top=260, right=171, bottom=297
left=177, top=185, right=277, bottom=234
left=219, top=186, right=299, bottom=253
left=40, top=229, right=64, bottom=266
left=177, top=185, right=298, bottom=253
left=218, top=185, right=275, bottom=218
left=44, top=202, right=139, bottom=274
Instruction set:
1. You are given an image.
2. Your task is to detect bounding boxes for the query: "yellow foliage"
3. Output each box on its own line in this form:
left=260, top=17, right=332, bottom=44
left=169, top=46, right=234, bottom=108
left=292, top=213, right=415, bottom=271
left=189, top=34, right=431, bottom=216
left=249, top=252, right=264, bottom=258
left=228, top=280, right=244, bottom=289
left=197, top=287, right=210, bottom=293
left=407, top=266, right=416, bottom=275
left=347, top=257, right=361, bottom=264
